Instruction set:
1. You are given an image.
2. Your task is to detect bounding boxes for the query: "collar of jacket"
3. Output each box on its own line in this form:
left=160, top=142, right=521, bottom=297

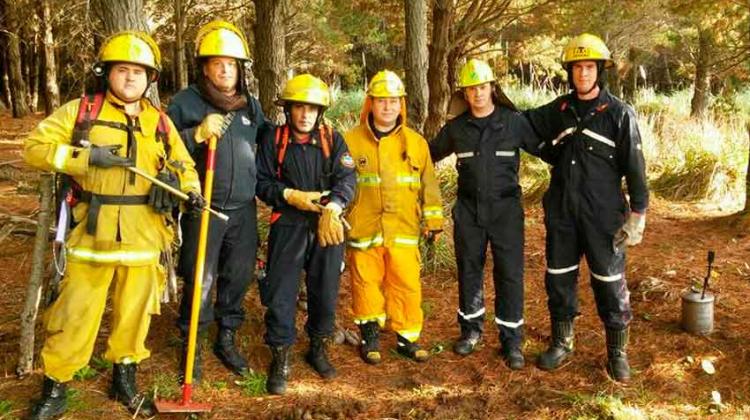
left=563, top=87, right=611, bottom=114
left=287, top=124, right=326, bottom=149
left=104, top=90, right=160, bottom=136
left=365, top=116, right=404, bottom=143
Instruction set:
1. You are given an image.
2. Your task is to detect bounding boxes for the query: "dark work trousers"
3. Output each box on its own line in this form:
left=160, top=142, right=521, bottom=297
left=259, top=223, right=345, bottom=346
left=453, top=198, right=525, bottom=347
left=543, top=194, right=632, bottom=330
left=177, top=201, right=258, bottom=334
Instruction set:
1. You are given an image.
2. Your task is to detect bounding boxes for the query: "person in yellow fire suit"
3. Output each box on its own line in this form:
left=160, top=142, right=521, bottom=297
left=23, top=31, right=202, bottom=419
left=343, top=70, right=443, bottom=364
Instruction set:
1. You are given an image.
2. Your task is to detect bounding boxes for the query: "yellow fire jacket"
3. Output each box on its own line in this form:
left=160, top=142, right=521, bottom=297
left=24, top=92, right=201, bottom=266
left=343, top=98, right=443, bottom=249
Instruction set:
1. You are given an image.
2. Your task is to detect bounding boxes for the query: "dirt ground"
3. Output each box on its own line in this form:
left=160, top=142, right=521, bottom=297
left=1, top=110, right=749, bottom=419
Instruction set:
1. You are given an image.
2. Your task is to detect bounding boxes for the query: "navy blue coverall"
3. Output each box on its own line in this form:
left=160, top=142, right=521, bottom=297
left=525, top=88, right=649, bottom=330
left=256, top=125, right=356, bottom=346
left=430, top=105, right=540, bottom=348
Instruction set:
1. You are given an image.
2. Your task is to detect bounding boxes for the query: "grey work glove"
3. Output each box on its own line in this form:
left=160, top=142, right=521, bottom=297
left=88, top=144, right=134, bottom=168
left=613, top=212, right=646, bottom=252
left=185, top=191, right=207, bottom=216
left=148, top=170, right=181, bottom=213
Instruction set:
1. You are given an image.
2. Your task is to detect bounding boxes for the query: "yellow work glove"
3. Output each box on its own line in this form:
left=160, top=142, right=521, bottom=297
left=318, top=202, right=344, bottom=247
left=283, top=189, right=323, bottom=213
left=194, top=114, right=224, bottom=143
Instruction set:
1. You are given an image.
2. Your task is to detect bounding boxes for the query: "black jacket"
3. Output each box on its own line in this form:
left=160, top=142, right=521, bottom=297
left=430, top=105, right=540, bottom=225
left=525, top=88, right=649, bottom=217
left=167, top=85, right=267, bottom=210
left=256, top=125, right=356, bottom=226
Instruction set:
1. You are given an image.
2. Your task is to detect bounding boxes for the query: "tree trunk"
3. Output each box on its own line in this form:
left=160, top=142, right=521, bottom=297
left=424, top=0, right=454, bottom=142
left=745, top=123, right=750, bottom=213
left=95, top=0, right=160, bottom=107
left=39, top=0, right=60, bottom=115
left=690, top=27, right=711, bottom=119
left=253, top=0, right=286, bottom=124
left=173, top=0, right=188, bottom=91
left=16, top=174, right=53, bottom=378
left=4, top=0, right=31, bottom=118
left=28, top=40, right=40, bottom=112
left=1, top=48, right=11, bottom=110
left=404, top=0, right=428, bottom=133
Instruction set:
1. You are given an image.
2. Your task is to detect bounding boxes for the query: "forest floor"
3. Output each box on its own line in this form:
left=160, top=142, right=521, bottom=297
left=1, top=110, right=750, bottom=419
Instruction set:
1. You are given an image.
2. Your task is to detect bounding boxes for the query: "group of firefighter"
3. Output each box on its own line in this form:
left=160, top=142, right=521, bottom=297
left=22, top=19, right=648, bottom=419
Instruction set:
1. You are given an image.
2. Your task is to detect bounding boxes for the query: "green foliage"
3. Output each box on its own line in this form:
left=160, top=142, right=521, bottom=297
left=0, top=400, right=12, bottom=417
left=327, top=89, right=365, bottom=133
left=73, top=365, right=98, bottom=381
left=635, top=88, right=748, bottom=205
left=566, top=392, right=646, bottom=420
left=150, top=371, right=180, bottom=400
left=65, top=388, right=88, bottom=412
left=234, top=371, right=267, bottom=397
left=90, top=355, right=113, bottom=371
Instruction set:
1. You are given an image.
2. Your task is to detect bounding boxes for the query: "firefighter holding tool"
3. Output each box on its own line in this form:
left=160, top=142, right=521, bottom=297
left=24, top=31, right=203, bottom=419
left=256, top=74, right=356, bottom=395
left=167, top=20, right=268, bottom=381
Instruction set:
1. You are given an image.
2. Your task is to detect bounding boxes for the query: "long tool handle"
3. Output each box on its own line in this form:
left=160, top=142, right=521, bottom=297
left=184, top=136, right=217, bottom=390
left=127, top=166, right=229, bottom=222
left=701, top=250, right=715, bottom=300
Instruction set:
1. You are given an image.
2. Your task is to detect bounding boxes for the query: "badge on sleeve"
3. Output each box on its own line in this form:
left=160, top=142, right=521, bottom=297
left=341, top=152, right=355, bottom=168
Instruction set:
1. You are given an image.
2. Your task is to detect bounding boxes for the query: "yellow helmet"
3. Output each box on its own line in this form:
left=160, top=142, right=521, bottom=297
left=195, top=20, right=250, bottom=60
left=458, top=59, right=495, bottom=88
left=96, top=31, right=161, bottom=76
left=276, top=74, right=330, bottom=107
left=562, top=33, right=614, bottom=68
left=367, top=70, right=406, bottom=97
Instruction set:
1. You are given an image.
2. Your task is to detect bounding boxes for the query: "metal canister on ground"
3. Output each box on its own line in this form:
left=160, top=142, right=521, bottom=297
left=681, top=289, right=715, bottom=335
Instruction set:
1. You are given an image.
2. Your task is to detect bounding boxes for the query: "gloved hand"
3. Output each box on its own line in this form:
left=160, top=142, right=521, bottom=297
left=89, top=144, right=134, bottom=168
left=148, top=170, right=181, bottom=213
left=613, top=212, right=646, bottom=251
left=318, top=202, right=344, bottom=247
left=284, top=189, right=323, bottom=213
left=185, top=191, right=206, bottom=216
left=423, top=229, right=442, bottom=243
left=194, top=114, right=224, bottom=143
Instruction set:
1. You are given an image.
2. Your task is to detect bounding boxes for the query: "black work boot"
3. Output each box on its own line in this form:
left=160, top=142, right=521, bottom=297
left=500, top=343, right=525, bottom=370
left=214, top=328, right=249, bottom=376
left=305, top=336, right=337, bottom=379
left=396, top=334, right=429, bottom=362
left=357, top=322, right=382, bottom=365
left=537, top=320, right=574, bottom=371
left=179, top=334, right=203, bottom=385
left=266, top=345, right=291, bottom=395
left=29, top=377, right=67, bottom=420
left=109, top=363, right=155, bottom=417
left=606, top=327, right=631, bottom=382
left=453, top=330, right=482, bottom=356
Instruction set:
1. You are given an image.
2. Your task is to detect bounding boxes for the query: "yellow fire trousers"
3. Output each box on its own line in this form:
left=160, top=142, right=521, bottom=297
left=348, top=246, right=423, bottom=342
left=41, top=261, right=163, bottom=382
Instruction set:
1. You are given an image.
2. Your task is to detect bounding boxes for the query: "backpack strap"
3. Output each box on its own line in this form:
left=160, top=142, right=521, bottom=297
left=275, top=125, right=290, bottom=179
left=72, top=92, right=105, bottom=146
left=318, top=124, right=334, bottom=190
left=156, top=111, right=172, bottom=158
